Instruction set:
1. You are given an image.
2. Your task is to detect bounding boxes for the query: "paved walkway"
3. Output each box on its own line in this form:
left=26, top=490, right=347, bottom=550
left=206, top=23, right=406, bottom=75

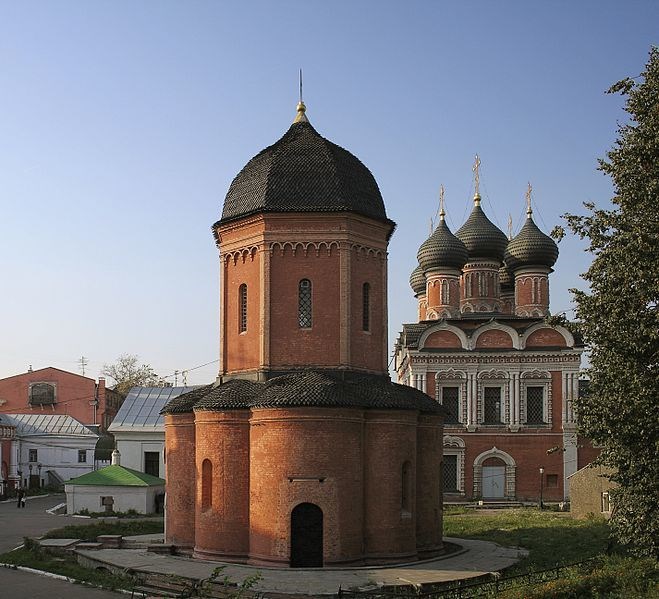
left=78, top=536, right=527, bottom=596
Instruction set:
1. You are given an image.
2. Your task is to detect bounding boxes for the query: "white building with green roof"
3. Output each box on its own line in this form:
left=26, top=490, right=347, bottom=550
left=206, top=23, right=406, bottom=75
left=65, top=451, right=164, bottom=515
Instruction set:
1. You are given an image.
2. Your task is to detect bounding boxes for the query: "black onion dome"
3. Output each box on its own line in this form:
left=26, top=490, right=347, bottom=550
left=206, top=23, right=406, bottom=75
left=505, top=216, right=559, bottom=271
left=417, top=219, right=469, bottom=271
left=455, top=203, right=508, bottom=262
left=409, top=264, right=426, bottom=295
left=218, top=116, right=389, bottom=225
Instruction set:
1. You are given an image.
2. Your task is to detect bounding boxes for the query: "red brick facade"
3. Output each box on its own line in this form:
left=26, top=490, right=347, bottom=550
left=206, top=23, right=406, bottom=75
left=397, top=198, right=591, bottom=504
left=0, top=367, right=123, bottom=432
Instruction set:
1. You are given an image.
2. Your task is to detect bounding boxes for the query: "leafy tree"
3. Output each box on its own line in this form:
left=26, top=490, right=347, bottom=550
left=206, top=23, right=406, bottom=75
left=102, top=354, right=165, bottom=395
left=559, top=47, right=659, bottom=557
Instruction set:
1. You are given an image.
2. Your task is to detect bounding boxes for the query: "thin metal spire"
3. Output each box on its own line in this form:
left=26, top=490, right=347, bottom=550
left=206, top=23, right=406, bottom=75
left=508, top=213, right=513, bottom=240
left=526, top=182, right=533, bottom=217
left=472, top=155, right=481, bottom=205
left=294, top=68, right=308, bottom=123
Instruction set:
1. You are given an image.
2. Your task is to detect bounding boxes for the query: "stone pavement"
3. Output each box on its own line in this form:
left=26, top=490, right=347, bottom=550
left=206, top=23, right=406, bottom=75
left=78, top=536, right=528, bottom=596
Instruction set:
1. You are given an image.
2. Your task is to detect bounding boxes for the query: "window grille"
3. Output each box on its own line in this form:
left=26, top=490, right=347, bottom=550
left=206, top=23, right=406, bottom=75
left=238, top=284, right=247, bottom=333
left=78, top=450, right=87, bottom=463
left=298, top=279, right=312, bottom=328
left=29, top=449, right=38, bottom=463
left=526, top=386, right=545, bottom=424
left=29, top=383, right=55, bottom=405
left=362, top=283, right=370, bottom=331
left=442, top=454, right=458, bottom=492
left=483, top=387, right=502, bottom=424
left=442, top=387, right=460, bottom=424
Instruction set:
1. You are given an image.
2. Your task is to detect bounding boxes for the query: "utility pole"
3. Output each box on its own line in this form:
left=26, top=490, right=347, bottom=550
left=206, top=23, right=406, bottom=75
left=78, top=356, right=89, bottom=377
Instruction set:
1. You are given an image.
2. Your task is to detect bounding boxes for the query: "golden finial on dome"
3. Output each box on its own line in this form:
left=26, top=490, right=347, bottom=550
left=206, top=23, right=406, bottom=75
left=439, top=184, right=446, bottom=221
left=472, top=154, right=481, bottom=205
left=526, top=182, right=533, bottom=217
left=294, top=68, right=309, bottom=123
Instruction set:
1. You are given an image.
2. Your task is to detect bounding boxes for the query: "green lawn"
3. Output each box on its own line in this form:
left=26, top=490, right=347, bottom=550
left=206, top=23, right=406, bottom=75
left=443, top=507, right=609, bottom=571
left=443, top=508, right=658, bottom=597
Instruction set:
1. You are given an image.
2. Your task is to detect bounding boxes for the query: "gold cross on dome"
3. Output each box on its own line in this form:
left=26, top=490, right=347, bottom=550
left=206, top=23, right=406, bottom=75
left=439, top=184, right=445, bottom=220
left=472, top=154, right=481, bottom=200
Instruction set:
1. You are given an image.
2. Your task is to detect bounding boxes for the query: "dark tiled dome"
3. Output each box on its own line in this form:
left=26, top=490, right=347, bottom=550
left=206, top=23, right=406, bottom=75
left=456, top=201, right=508, bottom=262
left=409, top=264, right=426, bottom=295
left=218, top=110, right=389, bottom=225
left=162, top=370, right=443, bottom=415
left=417, top=219, right=469, bottom=271
left=505, top=216, right=559, bottom=271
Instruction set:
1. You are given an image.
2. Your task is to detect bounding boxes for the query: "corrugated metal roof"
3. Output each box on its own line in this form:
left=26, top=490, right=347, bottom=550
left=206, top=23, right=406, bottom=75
left=108, top=386, right=200, bottom=432
left=3, top=414, right=97, bottom=436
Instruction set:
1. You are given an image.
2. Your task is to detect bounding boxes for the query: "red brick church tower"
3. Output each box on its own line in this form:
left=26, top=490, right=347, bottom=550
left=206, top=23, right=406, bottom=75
left=162, top=101, right=445, bottom=567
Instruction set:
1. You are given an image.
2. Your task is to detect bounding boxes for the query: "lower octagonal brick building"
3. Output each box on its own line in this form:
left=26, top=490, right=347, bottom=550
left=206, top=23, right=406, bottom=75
left=162, top=102, right=445, bottom=567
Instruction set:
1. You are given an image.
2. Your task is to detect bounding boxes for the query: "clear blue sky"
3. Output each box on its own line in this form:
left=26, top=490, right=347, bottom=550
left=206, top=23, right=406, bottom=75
left=1, top=1, right=657, bottom=385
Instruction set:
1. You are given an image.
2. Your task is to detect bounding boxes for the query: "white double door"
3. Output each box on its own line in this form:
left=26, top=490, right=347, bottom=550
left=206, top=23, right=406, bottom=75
left=482, top=466, right=505, bottom=498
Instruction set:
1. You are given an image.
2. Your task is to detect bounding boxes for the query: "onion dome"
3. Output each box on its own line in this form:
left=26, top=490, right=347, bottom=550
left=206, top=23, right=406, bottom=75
left=218, top=102, right=390, bottom=226
left=499, top=263, right=514, bottom=291
left=416, top=212, right=469, bottom=271
left=504, top=208, right=559, bottom=271
left=455, top=195, right=508, bottom=262
left=409, top=264, right=426, bottom=295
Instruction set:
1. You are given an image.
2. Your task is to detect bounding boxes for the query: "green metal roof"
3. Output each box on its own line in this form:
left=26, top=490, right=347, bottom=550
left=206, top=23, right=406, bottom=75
left=67, top=465, right=165, bottom=487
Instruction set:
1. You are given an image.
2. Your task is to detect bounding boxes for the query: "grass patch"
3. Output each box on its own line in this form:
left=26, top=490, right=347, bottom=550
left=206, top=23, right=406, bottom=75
left=443, top=508, right=609, bottom=571
left=0, top=544, right=135, bottom=592
left=498, top=555, right=659, bottom=598
left=43, top=519, right=163, bottom=542
left=444, top=510, right=658, bottom=597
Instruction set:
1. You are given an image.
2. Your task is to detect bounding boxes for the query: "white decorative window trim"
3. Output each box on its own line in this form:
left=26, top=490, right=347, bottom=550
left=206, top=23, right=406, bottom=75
left=521, top=370, right=552, bottom=425
left=436, top=370, right=466, bottom=425
left=477, top=370, right=508, bottom=425
left=443, top=435, right=465, bottom=494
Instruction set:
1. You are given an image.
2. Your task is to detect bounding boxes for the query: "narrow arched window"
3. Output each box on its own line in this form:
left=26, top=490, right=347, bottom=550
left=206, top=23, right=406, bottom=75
left=238, top=284, right=247, bottom=333
left=401, top=460, right=412, bottom=512
left=441, top=280, right=450, bottom=305
left=362, top=283, right=370, bottom=331
left=201, top=459, right=212, bottom=510
left=298, top=279, right=312, bottom=328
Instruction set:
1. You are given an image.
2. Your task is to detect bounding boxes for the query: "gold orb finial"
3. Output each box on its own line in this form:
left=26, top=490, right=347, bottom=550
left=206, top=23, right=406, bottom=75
left=293, top=100, right=308, bottom=123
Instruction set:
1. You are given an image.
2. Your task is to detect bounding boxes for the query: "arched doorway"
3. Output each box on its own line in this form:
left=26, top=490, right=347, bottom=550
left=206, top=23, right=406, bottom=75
left=290, top=502, right=323, bottom=567
left=473, top=447, right=516, bottom=500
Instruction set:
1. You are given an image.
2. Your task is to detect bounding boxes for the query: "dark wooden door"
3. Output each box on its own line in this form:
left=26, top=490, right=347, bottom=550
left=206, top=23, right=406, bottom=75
left=290, top=502, right=323, bottom=567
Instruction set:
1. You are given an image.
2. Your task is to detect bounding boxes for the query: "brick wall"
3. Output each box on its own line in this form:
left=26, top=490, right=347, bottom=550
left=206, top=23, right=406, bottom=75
left=164, top=413, right=196, bottom=549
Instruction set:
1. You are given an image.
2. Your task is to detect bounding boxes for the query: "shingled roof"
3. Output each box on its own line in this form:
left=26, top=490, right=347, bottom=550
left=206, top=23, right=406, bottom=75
left=161, top=370, right=443, bottom=415
left=217, top=113, right=392, bottom=227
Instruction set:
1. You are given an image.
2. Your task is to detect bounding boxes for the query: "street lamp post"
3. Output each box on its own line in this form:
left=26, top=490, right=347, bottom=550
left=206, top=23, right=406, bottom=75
left=37, top=463, right=42, bottom=488
left=539, top=466, right=545, bottom=509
